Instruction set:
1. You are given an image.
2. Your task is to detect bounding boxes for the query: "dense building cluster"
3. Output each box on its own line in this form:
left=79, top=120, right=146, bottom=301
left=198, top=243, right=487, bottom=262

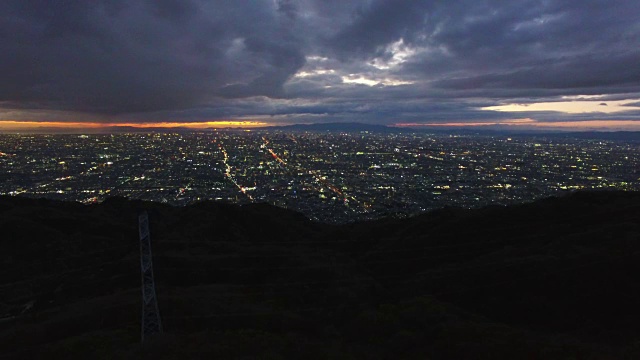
left=1, top=131, right=638, bottom=222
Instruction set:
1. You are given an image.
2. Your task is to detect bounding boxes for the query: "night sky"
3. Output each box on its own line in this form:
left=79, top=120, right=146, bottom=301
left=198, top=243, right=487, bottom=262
left=2, top=0, right=640, bottom=131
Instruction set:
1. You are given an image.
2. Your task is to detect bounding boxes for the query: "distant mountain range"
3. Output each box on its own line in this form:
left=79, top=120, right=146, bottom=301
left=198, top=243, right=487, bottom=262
left=251, top=122, right=402, bottom=133
left=2, top=191, right=640, bottom=359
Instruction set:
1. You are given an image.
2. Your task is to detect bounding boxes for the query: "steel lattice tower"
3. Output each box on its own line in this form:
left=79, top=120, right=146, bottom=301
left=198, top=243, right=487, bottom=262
left=139, top=211, right=162, bottom=342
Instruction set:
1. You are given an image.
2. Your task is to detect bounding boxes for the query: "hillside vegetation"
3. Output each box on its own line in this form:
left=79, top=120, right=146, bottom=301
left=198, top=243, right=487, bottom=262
left=1, top=191, right=640, bottom=359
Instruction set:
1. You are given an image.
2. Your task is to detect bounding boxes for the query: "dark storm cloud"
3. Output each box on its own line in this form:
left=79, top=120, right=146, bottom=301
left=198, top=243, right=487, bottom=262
left=329, top=0, right=640, bottom=93
left=0, top=0, right=305, bottom=114
left=1, top=0, right=640, bottom=125
left=327, top=1, right=429, bottom=59
left=431, top=50, right=640, bottom=92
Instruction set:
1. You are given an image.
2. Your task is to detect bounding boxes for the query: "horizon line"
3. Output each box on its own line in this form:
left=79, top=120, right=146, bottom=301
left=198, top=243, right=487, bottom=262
left=1, top=119, right=640, bottom=133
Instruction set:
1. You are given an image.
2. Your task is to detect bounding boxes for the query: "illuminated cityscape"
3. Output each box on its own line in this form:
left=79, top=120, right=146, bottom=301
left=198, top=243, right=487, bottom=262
left=1, top=131, right=638, bottom=223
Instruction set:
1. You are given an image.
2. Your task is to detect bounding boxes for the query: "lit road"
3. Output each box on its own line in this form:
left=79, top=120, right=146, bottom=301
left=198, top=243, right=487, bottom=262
left=261, top=135, right=369, bottom=213
left=218, top=141, right=254, bottom=201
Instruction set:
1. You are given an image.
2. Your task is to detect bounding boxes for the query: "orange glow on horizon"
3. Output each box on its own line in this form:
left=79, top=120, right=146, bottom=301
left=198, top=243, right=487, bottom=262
left=394, top=119, right=640, bottom=130
left=0, top=120, right=270, bottom=131
left=1, top=119, right=639, bottom=132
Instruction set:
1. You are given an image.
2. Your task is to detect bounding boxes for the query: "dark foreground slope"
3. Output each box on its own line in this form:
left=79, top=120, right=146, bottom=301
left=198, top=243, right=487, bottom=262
left=1, top=192, right=640, bottom=359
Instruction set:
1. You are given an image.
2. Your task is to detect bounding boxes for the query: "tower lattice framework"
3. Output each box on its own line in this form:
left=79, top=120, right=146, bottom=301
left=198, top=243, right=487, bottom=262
left=139, top=211, right=162, bottom=342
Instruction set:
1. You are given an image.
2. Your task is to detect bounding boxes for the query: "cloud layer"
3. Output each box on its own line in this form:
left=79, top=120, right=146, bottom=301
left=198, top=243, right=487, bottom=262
left=1, top=0, right=640, bottom=127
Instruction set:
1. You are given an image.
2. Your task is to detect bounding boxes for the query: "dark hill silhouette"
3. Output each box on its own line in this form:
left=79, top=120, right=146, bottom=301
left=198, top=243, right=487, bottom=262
left=1, top=191, right=640, bottom=359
